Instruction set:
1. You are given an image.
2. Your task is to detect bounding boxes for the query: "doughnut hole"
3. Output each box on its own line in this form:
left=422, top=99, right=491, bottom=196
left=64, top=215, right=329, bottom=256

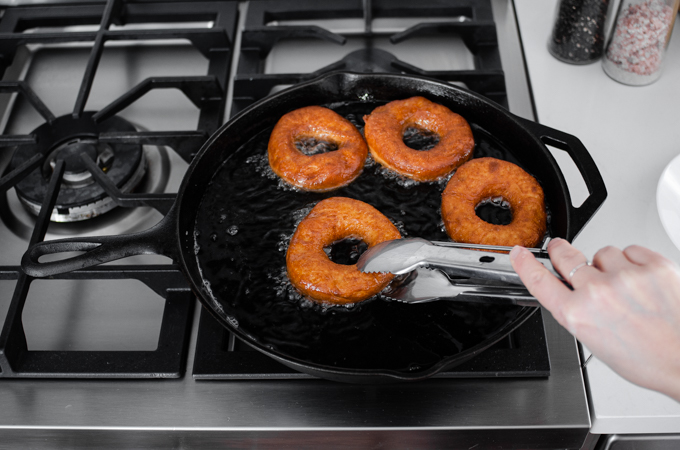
left=402, top=125, right=440, bottom=151
left=295, top=136, right=339, bottom=156
left=475, top=196, right=513, bottom=226
left=323, top=237, right=368, bottom=265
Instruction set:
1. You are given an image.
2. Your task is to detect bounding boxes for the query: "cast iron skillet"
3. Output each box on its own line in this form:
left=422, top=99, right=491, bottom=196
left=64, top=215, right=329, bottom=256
left=22, top=72, right=607, bottom=383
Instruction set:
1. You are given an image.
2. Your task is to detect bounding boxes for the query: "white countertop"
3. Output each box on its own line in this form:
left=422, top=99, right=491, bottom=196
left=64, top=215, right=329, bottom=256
left=515, top=0, right=680, bottom=435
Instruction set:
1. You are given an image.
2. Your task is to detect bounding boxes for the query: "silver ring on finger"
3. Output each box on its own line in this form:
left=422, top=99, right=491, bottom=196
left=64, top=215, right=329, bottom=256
left=568, top=260, right=592, bottom=285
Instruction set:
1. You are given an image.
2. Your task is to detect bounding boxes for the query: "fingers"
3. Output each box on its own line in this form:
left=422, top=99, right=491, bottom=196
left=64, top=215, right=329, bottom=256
left=592, top=245, right=634, bottom=273
left=510, top=245, right=572, bottom=322
left=623, top=245, right=669, bottom=266
left=547, top=238, right=598, bottom=287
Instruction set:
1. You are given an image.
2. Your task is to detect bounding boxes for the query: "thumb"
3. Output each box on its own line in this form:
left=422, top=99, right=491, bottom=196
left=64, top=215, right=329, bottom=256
left=510, top=245, right=573, bottom=325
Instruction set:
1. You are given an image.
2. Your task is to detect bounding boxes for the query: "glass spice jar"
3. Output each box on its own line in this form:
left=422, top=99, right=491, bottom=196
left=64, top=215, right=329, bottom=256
left=602, top=0, right=680, bottom=85
left=548, top=0, right=612, bottom=64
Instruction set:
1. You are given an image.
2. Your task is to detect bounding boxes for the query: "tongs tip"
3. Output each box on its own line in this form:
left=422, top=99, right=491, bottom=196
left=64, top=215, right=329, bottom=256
left=357, top=238, right=430, bottom=275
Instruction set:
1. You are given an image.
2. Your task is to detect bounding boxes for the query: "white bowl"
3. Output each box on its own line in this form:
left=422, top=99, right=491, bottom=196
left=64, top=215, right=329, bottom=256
left=657, top=154, right=680, bottom=251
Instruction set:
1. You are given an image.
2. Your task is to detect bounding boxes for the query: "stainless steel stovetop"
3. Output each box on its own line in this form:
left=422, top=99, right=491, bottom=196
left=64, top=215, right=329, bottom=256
left=0, top=1, right=591, bottom=448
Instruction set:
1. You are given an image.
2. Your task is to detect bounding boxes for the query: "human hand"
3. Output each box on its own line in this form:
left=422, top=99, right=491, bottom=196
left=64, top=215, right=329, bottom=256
left=510, top=238, right=680, bottom=402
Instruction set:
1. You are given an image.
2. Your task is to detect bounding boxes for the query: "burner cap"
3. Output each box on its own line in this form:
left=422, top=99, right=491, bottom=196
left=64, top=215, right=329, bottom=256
left=9, top=112, right=146, bottom=222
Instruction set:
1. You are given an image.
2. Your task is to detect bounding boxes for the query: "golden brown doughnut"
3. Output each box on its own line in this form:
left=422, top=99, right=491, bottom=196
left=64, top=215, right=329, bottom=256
left=363, top=96, right=474, bottom=182
left=268, top=106, right=368, bottom=192
left=286, top=197, right=401, bottom=305
left=441, top=157, right=547, bottom=248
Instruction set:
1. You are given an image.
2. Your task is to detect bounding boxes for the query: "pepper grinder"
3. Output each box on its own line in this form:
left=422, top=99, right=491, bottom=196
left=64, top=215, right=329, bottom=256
left=602, top=0, right=680, bottom=85
left=548, top=0, right=612, bottom=64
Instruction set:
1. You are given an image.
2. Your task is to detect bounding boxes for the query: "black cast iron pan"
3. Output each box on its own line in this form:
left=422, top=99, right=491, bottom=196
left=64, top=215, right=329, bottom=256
left=22, top=72, right=607, bottom=383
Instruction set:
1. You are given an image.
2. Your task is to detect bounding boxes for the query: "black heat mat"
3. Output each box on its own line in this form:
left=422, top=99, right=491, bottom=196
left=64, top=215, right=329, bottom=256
left=193, top=307, right=550, bottom=379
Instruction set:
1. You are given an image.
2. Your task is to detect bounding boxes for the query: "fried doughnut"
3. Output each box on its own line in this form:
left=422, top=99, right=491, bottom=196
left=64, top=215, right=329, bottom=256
left=286, top=197, right=401, bottom=305
left=268, top=106, right=368, bottom=192
left=441, top=157, right=547, bottom=248
left=363, top=96, right=474, bottom=182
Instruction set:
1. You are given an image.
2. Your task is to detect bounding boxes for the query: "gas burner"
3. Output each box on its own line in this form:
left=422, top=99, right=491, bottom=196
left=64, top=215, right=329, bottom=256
left=8, top=112, right=146, bottom=222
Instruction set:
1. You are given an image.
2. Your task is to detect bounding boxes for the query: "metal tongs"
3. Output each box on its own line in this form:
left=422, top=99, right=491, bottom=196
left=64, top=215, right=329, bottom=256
left=357, top=238, right=561, bottom=307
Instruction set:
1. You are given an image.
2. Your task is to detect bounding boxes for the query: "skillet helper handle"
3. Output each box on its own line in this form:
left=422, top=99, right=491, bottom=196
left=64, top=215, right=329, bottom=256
left=22, top=209, right=178, bottom=278
left=517, top=117, right=607, bottom=241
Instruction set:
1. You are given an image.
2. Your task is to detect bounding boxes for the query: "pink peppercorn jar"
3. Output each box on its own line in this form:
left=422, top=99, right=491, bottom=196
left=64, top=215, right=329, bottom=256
left=602, top=0, right=680, bottom=85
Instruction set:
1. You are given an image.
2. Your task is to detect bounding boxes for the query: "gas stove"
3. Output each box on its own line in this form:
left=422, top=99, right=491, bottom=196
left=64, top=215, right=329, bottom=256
left=0, top=1, right=591, bottom=448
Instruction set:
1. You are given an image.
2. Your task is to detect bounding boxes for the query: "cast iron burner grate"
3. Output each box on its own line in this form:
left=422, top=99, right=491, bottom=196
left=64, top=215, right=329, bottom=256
left=0, top=0, right=237, bottom=378
left=231, top=0, right=506, bottom=115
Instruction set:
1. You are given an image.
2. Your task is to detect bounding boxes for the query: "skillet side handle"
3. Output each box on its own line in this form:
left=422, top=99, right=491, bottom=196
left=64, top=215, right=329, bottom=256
left=22, top=208, right=178, bottom=278
left=517, top=117, right=607, bottom=241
